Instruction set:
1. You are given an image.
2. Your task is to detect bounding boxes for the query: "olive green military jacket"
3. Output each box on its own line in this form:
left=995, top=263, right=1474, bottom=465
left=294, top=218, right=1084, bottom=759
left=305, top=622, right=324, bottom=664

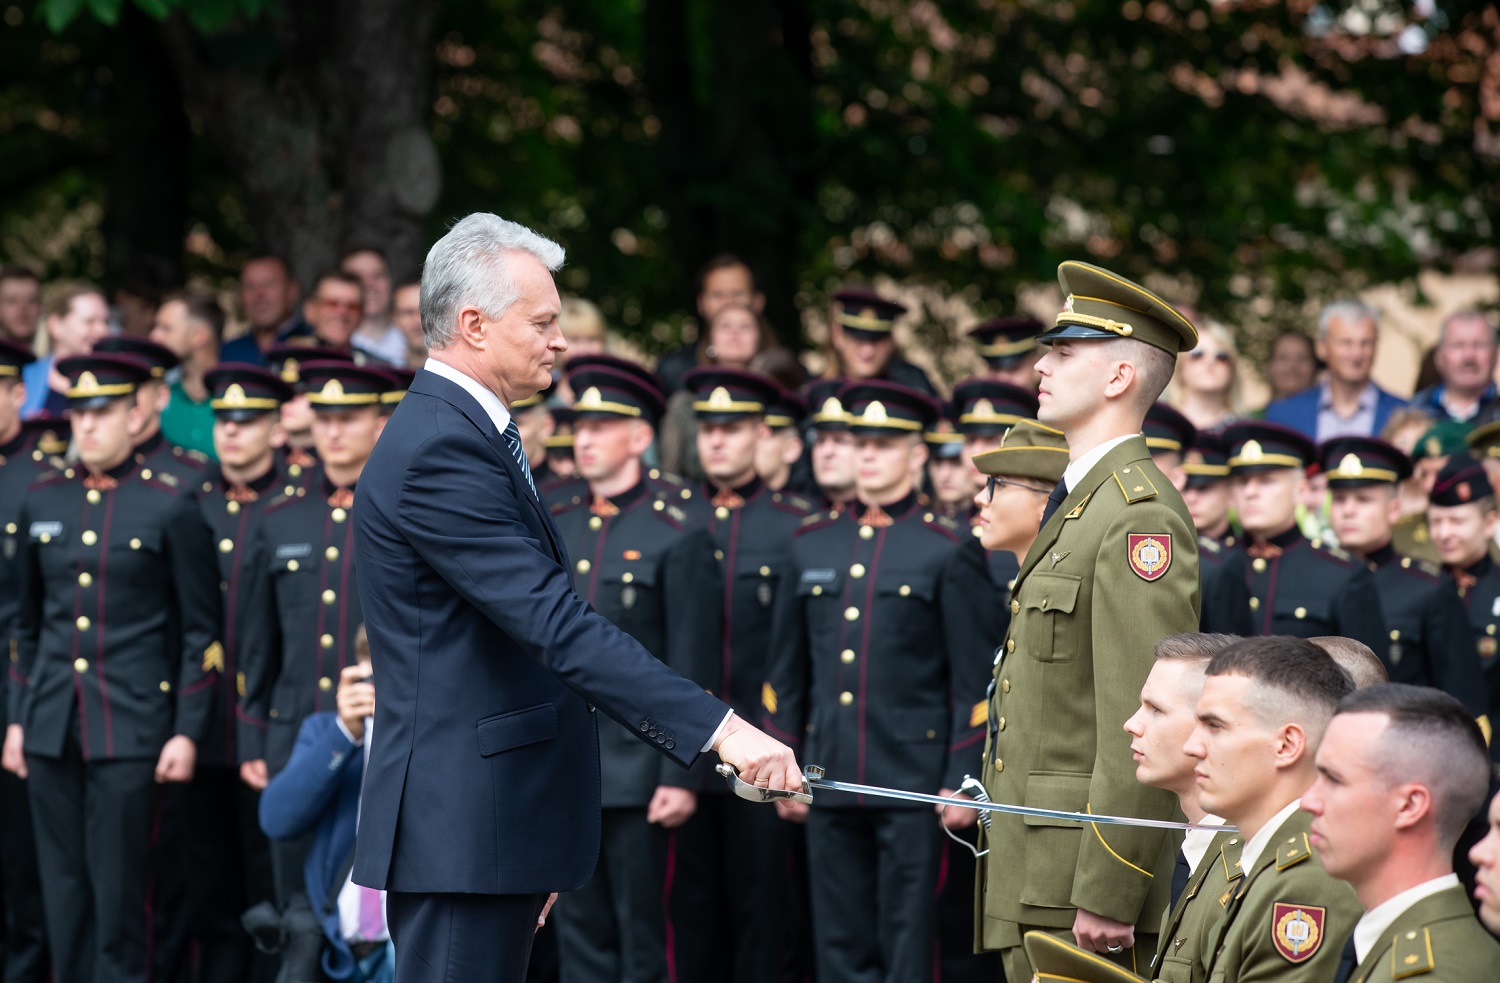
left=979, top=436, right=1200, bottom=940
left=1203, top=809, right=1361, bottom=983
left=1152, top=830, right=1242, bottom=983
left=1349, top=884, right=1500, bottom=983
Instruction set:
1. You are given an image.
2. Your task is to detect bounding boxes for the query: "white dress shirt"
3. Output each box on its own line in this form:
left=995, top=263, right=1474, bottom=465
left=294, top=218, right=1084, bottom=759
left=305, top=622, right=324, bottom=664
left=1061, top=433, right=1138, bottom=491
left=1352, top=874, right=1460, bottom=963
left=1238, top=799, right=1303, bottom=875
left=1182, top=814, right=1227, bottom=873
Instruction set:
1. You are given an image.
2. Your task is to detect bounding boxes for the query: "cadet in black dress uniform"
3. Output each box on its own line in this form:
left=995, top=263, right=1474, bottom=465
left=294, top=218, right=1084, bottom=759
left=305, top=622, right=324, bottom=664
left=755, top=384, right=809, bottom=497
left=1427, top=457, right=1500, bottom=760
left=94, top=336, right=212, bottom=484
left=13, top=353, right=221, bottom=983
left=263, top=345, right=355, bottom=477
left=1320, top=437, right=1490, bottom=738
left=924, top=415, right=972, bottom=521
left=1224, top=420, right=1387, bottom=650
left=0, top=339, right=54, bottom=983
left=763, top=380, right=1000, bottom=983
left=968, top=315, right=1044, bottom=391
left=804, top=379, right=858, bottom=516
left=547, top=360, right=722, bottom=983
left=827, top=288, right=937, bottom=396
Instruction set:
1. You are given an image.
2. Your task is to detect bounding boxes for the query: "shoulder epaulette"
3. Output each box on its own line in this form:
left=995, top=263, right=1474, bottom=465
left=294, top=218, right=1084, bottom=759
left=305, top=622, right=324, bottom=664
left=1308, top=538, right=1356, bottom=566
left=919, top=512, right=962, bottom=542
left=185, top=448, right=210, bottom=463
left=154, top=470, right=179, bottom=488
left=795, top=512, right=843, bottom=536
left=770, top=492, right=814, bottom=515
left=1199, top=535, right=1222, bottom=554
left=1390, top=926, right=1435, bottom=978
left=1112, top=468, right=1159, bottom=504
left=1274, top=832, right=1312, bottom=871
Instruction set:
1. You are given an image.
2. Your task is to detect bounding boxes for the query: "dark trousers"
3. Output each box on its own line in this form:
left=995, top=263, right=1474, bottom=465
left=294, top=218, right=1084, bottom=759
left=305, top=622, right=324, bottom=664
left=0, top=769, right=49, bottom=983
left=26, top=740, right=160, bottom=983
left=181, top=768, right=277, bottom=983
left=552, top=807, right=667, bottom=983
left=664, top=794, right=811, bottom=983
left=388, top=891, right=546, bottom=983
left=805, top=807, right=943, bottom=983
left=933, top=833, right=1002, bottom=983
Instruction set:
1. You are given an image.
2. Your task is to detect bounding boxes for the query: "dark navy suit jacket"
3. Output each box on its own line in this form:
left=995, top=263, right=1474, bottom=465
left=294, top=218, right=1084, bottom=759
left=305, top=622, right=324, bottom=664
left=350, top=368, right=726, bottom=895
left=259, top=711, right=363, bottom=980
left=1261, top=383, right=1406, bottom=440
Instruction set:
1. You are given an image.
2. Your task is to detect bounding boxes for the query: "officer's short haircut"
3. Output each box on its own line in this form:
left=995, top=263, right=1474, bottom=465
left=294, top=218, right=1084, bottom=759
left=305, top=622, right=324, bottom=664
left=1154, top=632, right=1239, bottom=667
left=1101, top=338, right=1176, bottom=408
left=165, top=289, right=226, bottom=344
left=1308, top=636, right=1387, bottom=689
left=1334, top=683, right=1491, bottom=850
left=1206, top=636, right=1355, bottom=744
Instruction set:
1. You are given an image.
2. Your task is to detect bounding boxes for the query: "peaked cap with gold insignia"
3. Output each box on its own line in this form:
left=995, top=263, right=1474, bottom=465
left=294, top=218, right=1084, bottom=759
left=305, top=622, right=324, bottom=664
left=1044, top=260, right=1198, bottom=355
left=837, top=379, right=940, bottom=438
left=683, top=366, right=781, bottom=423
left=1317, top=436, right=1411, bottom=487
left=57, top=353, right=153, bottom=410
left=1224, top=420, right=1316, bottom=475
left=299, top=361, right=392, bottom=409
left=205, top=363, right=295, bottom=421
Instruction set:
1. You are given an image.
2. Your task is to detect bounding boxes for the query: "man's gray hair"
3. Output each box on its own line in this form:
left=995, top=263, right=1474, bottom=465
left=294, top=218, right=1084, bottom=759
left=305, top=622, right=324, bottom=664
left=1317, top=300, right=1379, bottom=341
left=1437, top=309, right=1498, bottom=349
left=420, top=213, right=566, bottom=350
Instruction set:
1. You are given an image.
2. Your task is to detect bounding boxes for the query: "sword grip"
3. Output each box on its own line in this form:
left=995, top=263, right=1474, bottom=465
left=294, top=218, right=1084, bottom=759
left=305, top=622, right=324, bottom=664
left=958, top=776, right=993, bottom=831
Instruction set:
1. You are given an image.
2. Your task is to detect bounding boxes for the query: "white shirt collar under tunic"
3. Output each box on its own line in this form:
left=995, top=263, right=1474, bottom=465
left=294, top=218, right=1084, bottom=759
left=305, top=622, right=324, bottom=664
left=1352, top=874, right=1459, bottom=963
left=424, top=357, right=513, bottom=434
left=1061, top=433, right=1137, bottom=492
left=1238, top=798, right=1303, bottom=876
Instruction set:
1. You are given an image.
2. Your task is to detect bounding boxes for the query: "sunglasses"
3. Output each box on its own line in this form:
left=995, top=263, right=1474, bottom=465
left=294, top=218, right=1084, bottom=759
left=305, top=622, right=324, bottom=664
left=1188, top=350, right=1232, bottom=363
left=984, top=476, right=1049, bottom=503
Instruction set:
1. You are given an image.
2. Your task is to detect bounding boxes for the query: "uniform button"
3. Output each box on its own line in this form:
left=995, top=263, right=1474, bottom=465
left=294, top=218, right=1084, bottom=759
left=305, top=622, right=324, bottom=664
left=859, top=526, right=874, bottom=540
left=1294, top=606, right=1307, bottom=619
left=1002, top=679, right=1011, bottom=693
left=81, top=531, right=97, bottom=546
left=287, top=560, right=299, bottom=571
left=1248, top=597, right=1260, bottom=610
left=577, top=559, right=591, bottom=574
left=319, top=677, right=333, bottom=692
left=653, top=500, right=665, bottom=511
left=994, top=757, right=1004, bottom=772
left=622, top=572, right=634, bottom=583
left=1389, top=630, right=1400, bottom=641
left=320, top=633, right=335, bottom=649
left=332, top=508, right=348, bottom=523
left=839, top=691, right=854, bottom=706
left=715, top=550, right=724, bottom=561
left=219, top=582, right=228, bottom=592
left=38, top=533, right=50, bottom=544
left=76, top=616, right=91, bottom=631
left=841, top=649, right=856, bottom=664
left=3, top=523, right=13, bottom=534
left=1251, top=557, right=1266, bottom=573
left=269, top=709, right=279, bottom=718
left=1488, top=624, right=1497, bottom=637
left=1011, top=599, right=1020, bottom=615
left=325, top=546, right=340, bottom=561
left=86, top=489, right=101, bottom=504
left=289, top=465, right=303, bottom=478
left=899, top=585, right=911, bottom=596
left=589, top=516, right=602, bottom=531
left=844, top=606, right=859, bottom=621
left=78, top=572, right=92, bottom=587
left=322, top=590, right=336, bottom=605
left=656, top=734, right=667, bottom=744
left=74, top=658, right=88, bottom=673
left=227, top=501, right=241, bottom=515
left=850, top=563, right=866, bottom=578
left=1006, top=639, right=1015, bottom=654
left=759, top=566, right=770, bottom=576
left=715, top=506, right=730, bottom=520
left=219, top=538, right=234, bottom=553
left=926, top=729, right=937, bottom=739
left=811, top=586, right=822, bottom=596
left=997, top=716, right=1006, bottom=731
left=141, top=468, right=153, bottom=480
left=159, top=681, right=171, bottom=692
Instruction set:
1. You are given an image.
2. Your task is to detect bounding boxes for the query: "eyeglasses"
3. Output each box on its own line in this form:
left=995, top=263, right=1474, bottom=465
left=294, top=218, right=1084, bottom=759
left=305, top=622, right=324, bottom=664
left=1188, top=350, right=1232, bottom=363
left=984, top=476, right=1049, bottom=503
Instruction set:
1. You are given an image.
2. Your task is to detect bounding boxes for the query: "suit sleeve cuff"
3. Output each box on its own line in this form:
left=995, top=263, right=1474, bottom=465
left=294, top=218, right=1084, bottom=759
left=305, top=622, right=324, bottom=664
left=701, top=710, right=734, bottom=753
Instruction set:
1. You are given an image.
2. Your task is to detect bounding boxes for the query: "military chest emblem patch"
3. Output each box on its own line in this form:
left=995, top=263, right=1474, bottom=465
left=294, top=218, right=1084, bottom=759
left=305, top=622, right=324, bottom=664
left=1270, top=903, right=1325, bottom=963
left=1127, top=534, right=1172, bottom=581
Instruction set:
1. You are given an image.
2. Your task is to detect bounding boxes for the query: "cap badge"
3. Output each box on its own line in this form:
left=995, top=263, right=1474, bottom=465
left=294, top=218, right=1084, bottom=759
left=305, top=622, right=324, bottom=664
left=820, top=397, right=844, bottom=417
left=1459, top=482, right=1472, bottom=502
left=1336, top=453, right=1363, bottom=477
left=860, top=401, right=890, bottom=425
left=861, top=306, right=877, bottom=321
left=224, top=383, right=248, bottom=408
left=577, top=387, right=604, bottom=409
left=1063, top=294, right=1076, bottom=313
left=707, top=386, right=734, bottom=410
left=320, top=379, right=346, bottom=401
left=1426, top=436, right=1441, bottom=458
left=280, top=363, right=299, bottom=384
left=1241, top=440, right=1264, bottom=463
left=973, top=398, right=994, bottom=418
left=76, top=371, right=100, bottom=395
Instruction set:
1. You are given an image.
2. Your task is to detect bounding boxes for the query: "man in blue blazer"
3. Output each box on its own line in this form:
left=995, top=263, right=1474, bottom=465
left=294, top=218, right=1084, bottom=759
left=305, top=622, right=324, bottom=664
left=1261, top=301, right=1406, bottom=440
left=351, top=213, right=803, bottom=982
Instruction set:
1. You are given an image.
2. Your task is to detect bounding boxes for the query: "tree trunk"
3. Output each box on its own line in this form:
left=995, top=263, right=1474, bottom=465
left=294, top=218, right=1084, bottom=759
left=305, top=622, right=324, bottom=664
left=156, top=0, right=438, bottom=290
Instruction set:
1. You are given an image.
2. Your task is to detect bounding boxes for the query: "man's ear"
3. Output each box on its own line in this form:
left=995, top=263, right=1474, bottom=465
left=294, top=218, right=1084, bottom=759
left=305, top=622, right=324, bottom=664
left=1274, top=722, right=1310, bottom=771
left=629, top=420, right=655, bottom=456
left=455, top=306, right=487, bottom=349
left=1101, top=357, right=1136, bottom=401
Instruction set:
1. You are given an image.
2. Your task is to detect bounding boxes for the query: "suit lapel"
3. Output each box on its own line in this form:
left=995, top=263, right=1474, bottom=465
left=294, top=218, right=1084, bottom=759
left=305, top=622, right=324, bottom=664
left=1016, top=435, right=1154, bottom=583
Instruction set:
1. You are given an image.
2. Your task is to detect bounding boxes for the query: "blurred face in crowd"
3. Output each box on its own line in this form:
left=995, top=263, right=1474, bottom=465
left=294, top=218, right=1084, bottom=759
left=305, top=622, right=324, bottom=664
left=1413, top=454, right=1448, bottom=496
left=1184, top=673, right=1284, bottom=827
left=697, top=264, right=761, bottom=323
left=707, top=306, right=762, bottom=369
left=988, top=352, right=1041, bottom=391
left=311, top=406, right=384, bottom=477
left=1318, top=314, right=1378, bottom=388
left=307, top=277, right=364, bottom=348
left=754, top=427, right=801, bottom=489
left=239, top=258, right=298, bottom=333
left=574, top=417, right=650, bottom=484
left=0, top=379, right=24, bottom=443
left=854, top=434, right=922, bottom=504
left=341, top=250, right=392, bottom=321
left=1152, top=449, right=1186, bottom=492
left=513, top=406, right=554, bottom=468
left=0, top=275, right=41, bottom=343
left=1469, top=791, right=1500, bottom=933
left=393, top=284, right=424, bottom=353
left=48, top=291, right=110, bottom=358
left=973, top=472, right=1048, bottom=556
left=1179, top=340, right=1234, bottom=397
left=927, top=455, right=971, bottom=511
left=1266, top=334, right=1317, bottom=400
left=1329, top=485, right=1398, bottom=554
left=281, top=391, right=315, bottom=443
left=812, top=429, right=856, bottom=501
left=963, top=434, right=1003, bottom=492
left=698, top=418, right=764, bottom=489
left=73, top=398, right=141, bottom=472
left=1124, top=658, right=1208, bottom=801
left=1428, top=501, right=1497, bottom=569
left=832, top=326, right=895, bottom=380
left=149, top=298, right=213, bottom=362
left=1302, top=712, right=1401, bottom=888
left=1231, top=469, right=1303, bottom=538
left=1434, top=314, right=1497, bottom=396
left=214, top=413, right=281, bottom=480
left=1183, top=481, right=1231, bottom=538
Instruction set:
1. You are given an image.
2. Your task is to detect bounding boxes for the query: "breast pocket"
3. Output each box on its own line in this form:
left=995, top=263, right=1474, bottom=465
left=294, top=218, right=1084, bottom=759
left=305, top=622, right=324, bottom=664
left=736, top=554, right=785, bottom=610
left=1017, top=572, right=1082, bottom=664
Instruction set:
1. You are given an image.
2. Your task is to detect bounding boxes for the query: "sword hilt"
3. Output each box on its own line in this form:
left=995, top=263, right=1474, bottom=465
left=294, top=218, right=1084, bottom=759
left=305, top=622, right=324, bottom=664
left=715, top=763, right=815, bottom=805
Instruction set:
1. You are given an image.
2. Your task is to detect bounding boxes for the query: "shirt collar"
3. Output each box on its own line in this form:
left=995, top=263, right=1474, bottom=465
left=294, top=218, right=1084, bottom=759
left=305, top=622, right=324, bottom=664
left=1318, top=381, right=1377, bottom=413
left=424, top=357, right=512, bottom=435
left=1061, top=433, right=1137, bottom=491
left=1238, top=798, right=1303, bottom=874
left=1182, top=815, right=1227, bottom=873
left=1353, top=874, right=1459, bottom=963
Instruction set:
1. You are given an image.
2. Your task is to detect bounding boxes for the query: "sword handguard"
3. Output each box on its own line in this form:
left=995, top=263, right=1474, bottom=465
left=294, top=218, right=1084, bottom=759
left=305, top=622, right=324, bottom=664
left=715, top=763, right=814, bottom=805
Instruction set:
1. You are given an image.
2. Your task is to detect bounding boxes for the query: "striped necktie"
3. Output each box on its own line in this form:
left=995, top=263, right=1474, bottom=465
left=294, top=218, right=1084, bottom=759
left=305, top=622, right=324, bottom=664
left=503, top=420, right=538, bottom=499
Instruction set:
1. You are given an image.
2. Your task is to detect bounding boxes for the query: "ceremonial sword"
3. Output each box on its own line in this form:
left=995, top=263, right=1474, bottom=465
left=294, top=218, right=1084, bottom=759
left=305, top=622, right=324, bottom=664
left=715, top=764, right=1230, bottom=833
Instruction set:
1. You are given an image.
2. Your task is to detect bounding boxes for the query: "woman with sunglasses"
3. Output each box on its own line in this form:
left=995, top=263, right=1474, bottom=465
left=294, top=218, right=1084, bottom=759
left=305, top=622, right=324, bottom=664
left=970, top=418, right=1068, bottom=560
left=1169, top=319, right=1242, bottom=432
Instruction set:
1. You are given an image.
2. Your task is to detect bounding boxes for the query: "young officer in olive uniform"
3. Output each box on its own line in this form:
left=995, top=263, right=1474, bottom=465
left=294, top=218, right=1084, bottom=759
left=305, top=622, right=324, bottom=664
left=977, top=262, right=1200, bottom=980
left=1426, top=457, right=1500, bottom=761
left=662, top=367, right=813, bottom=983
left=12, top=353, right=222, bottom=983
left=764, top=380, right=998, bottom=983
left=1224, top=421, right=1388, bottom=650
left=1302, top=685, right=1500, bottom=983
left=1321, top=437, right=1490, bottom=737
left=94, top=335, right=212, bottom=484
left=189, top=364, right=296, bottom=983
left=0, top=339, right=53, bottom=983
left=547, top=360, right=723, bottom=983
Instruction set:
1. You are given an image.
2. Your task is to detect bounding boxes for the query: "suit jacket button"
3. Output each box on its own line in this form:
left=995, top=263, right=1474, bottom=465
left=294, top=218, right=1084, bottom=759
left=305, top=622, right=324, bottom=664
left=664, top=739, right=675, bottom=750
left=656, top=734, right=666, bottom=744
left=640, top=721, right=650, bottom=732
